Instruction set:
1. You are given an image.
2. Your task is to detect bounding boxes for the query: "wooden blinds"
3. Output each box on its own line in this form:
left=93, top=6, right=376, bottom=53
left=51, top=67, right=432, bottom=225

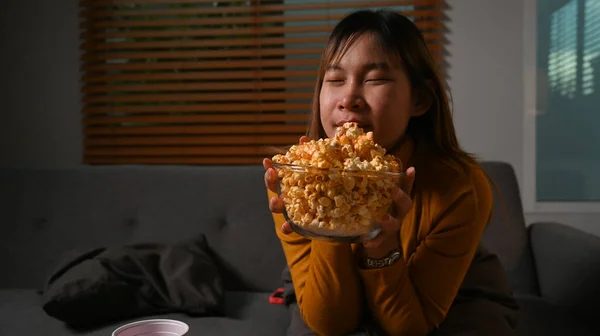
left=79, top=0, right=446, bottom=165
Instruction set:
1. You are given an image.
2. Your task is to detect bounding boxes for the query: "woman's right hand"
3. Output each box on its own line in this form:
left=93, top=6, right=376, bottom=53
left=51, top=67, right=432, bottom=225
left=263, top=136, right=310, bottom=234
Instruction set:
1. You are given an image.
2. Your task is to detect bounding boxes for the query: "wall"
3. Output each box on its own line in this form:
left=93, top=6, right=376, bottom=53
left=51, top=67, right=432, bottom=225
left=446, top=0, right=524, bottom=188
left=0, top=0, right=82, bottom=168
left=0, top=0, right=598, bottom=236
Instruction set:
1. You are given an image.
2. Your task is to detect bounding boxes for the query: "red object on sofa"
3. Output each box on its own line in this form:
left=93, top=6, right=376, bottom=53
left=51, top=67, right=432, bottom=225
left=269, top=288, right=285, bottom=305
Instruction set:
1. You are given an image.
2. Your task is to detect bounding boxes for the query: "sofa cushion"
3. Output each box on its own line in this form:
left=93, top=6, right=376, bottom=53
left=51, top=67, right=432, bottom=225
left=515, top=295, right=596, bottom=336
left=0, top=290, right=289, bottom=336
left=480, top=162, right=539, bottom=295
left=0, top=166, right=287, bottom=292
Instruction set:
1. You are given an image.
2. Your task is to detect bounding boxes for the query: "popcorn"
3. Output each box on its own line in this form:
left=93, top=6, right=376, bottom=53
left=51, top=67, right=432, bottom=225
left=272, top=122, right=401, bottom=237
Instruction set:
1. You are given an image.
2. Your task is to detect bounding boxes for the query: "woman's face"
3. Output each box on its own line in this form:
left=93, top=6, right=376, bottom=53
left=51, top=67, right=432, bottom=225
left=319, top=33, right=423, bottom=150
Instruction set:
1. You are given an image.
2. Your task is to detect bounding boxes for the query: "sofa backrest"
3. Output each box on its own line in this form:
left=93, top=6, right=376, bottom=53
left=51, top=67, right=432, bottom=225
left=0, top=165, right=287, bottom=292
left=480, top=161, right=539, bottom=295
left=0, top=162, right=539, bottom=295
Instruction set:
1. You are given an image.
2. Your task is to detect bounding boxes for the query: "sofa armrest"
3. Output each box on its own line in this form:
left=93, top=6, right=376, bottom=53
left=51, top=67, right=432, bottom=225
left=529, top=222, right=600, bottom=326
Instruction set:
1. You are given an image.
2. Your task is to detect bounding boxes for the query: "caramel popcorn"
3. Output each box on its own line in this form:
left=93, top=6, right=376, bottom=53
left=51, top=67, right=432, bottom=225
left=272, top=122, right=401, bottom=237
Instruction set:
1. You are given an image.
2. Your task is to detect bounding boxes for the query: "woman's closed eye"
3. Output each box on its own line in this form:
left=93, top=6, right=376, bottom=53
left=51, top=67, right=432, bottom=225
left=365, top=78, right=392, bottom=83
left=325, top=78, right=345, bottom=84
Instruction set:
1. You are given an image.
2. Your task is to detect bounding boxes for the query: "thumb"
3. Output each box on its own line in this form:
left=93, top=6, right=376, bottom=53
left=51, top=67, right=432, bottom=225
left=281, top=222, right=294, bottom=234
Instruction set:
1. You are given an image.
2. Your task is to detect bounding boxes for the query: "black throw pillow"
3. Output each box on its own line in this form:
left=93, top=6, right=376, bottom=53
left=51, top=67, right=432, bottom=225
left=41, top=234, right=224, bottom=328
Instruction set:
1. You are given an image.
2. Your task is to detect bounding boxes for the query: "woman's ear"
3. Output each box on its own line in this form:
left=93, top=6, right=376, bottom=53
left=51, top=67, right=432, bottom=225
left=410, top=82, right=433, bottom=117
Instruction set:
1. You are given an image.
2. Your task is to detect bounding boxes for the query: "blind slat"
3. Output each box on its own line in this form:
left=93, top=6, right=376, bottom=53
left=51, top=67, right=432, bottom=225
left=85, top=124, right=309, bottom=135
left=82, top=47, right=324, bottom=62
left=80, top=35, right=329, bottom=51
left=84, top=91, right=313, bottom=103
left=84, top=113, right=310, bottom=125
left=81, top=58, right=322, bottom=72
left=84, top=156, right=270, bottom=165
left=81, top=32, right=442, bottom=51
left=83, top=44, right=441, bottom=62
left=81, top=0, right=440, bottom=7
left=83, top=103, right=313, bottom=114
left=85, top=135, right=302, bottom=146
left=86, top=146, right=284, bottom=156
left=84, top=80, right=315, bottom=93
left=82, top=69, right=317, bottom=83
left=81, top=10, right=441, bottom=29
left=80, top=0, right=441, bottom=18
left=81, top=0, right=250, bottom=7
left=82, top=22, right=440, bottom=40
left=81, top=55, right=444, bottom=73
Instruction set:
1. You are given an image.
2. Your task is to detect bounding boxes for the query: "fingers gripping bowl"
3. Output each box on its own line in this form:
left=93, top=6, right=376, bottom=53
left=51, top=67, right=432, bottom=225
left=272, top=122, right=403, bottom=242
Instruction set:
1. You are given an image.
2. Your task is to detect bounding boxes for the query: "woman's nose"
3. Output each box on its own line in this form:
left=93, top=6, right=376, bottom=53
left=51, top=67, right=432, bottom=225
left=337, top=94, right=365, bottom=111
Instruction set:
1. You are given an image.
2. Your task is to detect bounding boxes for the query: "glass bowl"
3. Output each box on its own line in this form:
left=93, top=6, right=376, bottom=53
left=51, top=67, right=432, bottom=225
left=272, top=162, right=403, bottom=243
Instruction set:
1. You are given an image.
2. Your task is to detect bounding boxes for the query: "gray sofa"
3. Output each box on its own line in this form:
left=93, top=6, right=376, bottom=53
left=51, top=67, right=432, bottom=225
left=0, top=162, right=598, bottom=335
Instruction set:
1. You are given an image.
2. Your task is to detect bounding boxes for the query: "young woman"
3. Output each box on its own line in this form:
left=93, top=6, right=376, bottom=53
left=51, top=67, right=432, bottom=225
left=263, top=9, right=518, bottom=336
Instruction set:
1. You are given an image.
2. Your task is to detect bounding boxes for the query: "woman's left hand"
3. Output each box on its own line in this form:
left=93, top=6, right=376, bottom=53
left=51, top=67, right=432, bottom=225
left=362, top=167, right=416, bottom=255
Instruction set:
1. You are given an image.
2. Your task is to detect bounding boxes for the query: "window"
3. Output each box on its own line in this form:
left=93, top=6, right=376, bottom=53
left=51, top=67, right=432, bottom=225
left=582, top=0, right=600, bottom=96
left=79, top=0, right=447, bottom=165
left=546, top=0, right=577, bottom=99
left=524, top=0, right=600, bottom=210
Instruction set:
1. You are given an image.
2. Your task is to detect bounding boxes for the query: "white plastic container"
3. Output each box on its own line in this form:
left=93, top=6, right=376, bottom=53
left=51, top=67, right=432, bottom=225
left=112, top=319, right=189, bottom=336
